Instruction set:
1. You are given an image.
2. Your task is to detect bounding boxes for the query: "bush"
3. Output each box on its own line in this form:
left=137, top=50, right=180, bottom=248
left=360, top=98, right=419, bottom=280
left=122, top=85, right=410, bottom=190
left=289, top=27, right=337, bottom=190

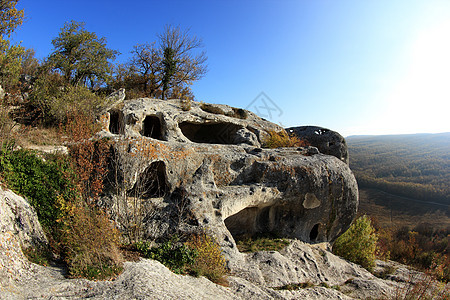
left=263, top=130, right=309, bottom=148
left=135, top=237, right=197, bottom=274
left=333, top=215, right=378, bottom=271
left=136, top=233, right=228, bottom=284
left=185, top=233, right=228, bottom=285
left=57, top=195, right=123, bottom=280
left=0, top=147, right=77, bottom=233
left=0, top=146, right=122, bottom=280
left=30, top=74, right=111, bottom=125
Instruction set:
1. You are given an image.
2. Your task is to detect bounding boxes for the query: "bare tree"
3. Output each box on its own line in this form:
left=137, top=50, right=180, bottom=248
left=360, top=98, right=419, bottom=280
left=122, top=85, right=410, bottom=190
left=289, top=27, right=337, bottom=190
left=119, top=25, right=207, bottom=100
left=158, top=25, right=207, bottom=100
left=129, top=43, right=162, bottom=97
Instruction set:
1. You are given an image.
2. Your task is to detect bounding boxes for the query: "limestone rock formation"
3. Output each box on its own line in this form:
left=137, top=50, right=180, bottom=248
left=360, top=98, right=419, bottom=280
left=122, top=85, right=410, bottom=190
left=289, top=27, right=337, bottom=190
left=286, top=126, right=349, bottom=164
left=96, top=99, right=358, bottom=260
left=0, top=185, right=48, bottom=293
left=0, top=142, right=447, bottom=299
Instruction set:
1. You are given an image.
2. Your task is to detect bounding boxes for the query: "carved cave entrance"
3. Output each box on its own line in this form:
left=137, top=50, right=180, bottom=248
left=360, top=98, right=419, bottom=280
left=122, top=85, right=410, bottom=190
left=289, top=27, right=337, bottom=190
left=224, top=204, right=324, bottom=243
left=127, top=161, right=169, bottom=198
left=224, top=205, right=275, bottom=239
left=143, top=115, right=164, bottom=140
left=109, top=110, right=124, bottom=134
left=179, top=121, right=242, bottom=144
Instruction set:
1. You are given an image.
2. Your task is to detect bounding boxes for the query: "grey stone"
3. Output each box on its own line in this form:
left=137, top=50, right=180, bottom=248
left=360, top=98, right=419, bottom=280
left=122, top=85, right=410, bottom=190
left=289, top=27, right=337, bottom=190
left=286, top=126, right=349, bottom=164
left=1, top=187, right=447, bottom=299
left=0, top=85, right=5, bottom=100
left=106, top=88, right=126, bottom=103
left=96, top=99, right=359, bottom=256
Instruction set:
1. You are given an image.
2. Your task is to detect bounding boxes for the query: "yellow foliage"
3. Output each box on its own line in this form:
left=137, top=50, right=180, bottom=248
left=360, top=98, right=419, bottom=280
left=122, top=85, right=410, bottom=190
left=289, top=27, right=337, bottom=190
left=57, top=195, right=123, bottom=279
left=263, top=130, right=309, bottom=148
left=185, top=233, right=228, bottom=285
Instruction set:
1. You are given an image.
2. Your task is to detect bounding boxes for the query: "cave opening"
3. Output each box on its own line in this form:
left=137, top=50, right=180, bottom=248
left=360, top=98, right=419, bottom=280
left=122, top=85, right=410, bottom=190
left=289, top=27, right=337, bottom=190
left=128, top=161, right=169, bottom=198
left=179, top=121, right=243, bottom=144
left=224, top=205, right=277, bottom=241
left=143, top=115, right=164, bottom=140
left=309, top=223, right=320, bottom=241
left=109, top=110, right=124, bottom=134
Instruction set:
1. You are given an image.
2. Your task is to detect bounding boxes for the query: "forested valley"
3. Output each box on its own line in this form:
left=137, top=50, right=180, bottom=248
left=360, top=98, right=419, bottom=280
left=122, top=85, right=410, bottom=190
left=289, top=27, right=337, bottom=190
left=347, top=133, right=450, bottom=205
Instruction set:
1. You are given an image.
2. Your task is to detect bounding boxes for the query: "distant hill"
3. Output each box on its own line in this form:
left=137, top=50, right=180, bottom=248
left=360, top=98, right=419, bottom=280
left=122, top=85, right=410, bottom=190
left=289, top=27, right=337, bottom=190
left=347, top=133, right=450, bottom=205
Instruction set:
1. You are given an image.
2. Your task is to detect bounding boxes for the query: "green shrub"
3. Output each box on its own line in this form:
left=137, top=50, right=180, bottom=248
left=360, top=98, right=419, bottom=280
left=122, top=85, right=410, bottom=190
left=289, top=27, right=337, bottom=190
left=30, top=76, right=111, bottom=124
left=0, top=146, right=122, bottom=280
left=136, top=237, right=198, bottom=274
left=332, top=215, right=378, bottom=271
left=0, top=147, right=77, bottom=233
left=136, top=233, right=229, bottom=285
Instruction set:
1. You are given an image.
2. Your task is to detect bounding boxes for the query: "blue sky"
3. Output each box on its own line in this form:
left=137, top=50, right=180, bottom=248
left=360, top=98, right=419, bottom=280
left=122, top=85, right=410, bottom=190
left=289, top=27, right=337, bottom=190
left=12, top=0, right=450, bottom=136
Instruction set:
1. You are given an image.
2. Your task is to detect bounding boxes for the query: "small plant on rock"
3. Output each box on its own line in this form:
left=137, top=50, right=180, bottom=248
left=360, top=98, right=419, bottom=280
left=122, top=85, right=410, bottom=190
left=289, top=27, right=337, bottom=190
left=185, top=233, right=229, bottom=285
left=263, top=130, right=309, bottom=148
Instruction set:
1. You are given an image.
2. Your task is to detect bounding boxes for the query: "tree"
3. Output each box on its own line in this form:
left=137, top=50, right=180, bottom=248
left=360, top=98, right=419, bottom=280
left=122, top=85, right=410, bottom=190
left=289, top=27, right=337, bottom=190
left=158, top=25, right=207, bottom=99
left=0, top=0, right=24, bottom=37
left=47, top=20, right=119, bottom=88
left=0, top=0, right=24, bottom=90
left=129, top=43, right=161, bottom=97
left=117, top=25, right=207, bottom=100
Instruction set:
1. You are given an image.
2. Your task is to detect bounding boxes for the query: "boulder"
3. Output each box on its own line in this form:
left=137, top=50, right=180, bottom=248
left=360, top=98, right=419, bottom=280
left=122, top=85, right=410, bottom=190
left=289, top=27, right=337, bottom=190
left=286, top=126, right=349, bottom=164
left=0, top=85, right=5, bottom=101
left=97, top=99, right=359, bottom=260
left=0, top=185, right=48, bottom=291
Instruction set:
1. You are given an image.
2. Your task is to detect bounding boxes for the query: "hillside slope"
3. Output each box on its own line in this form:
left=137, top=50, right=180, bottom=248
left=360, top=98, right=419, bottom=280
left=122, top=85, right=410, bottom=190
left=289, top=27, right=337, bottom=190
left=347, top=133, right=450, bottom=205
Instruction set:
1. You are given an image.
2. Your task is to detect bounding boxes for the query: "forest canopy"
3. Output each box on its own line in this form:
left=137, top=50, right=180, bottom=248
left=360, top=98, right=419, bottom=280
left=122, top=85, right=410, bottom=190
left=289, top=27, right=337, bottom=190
left=347, top=133, right=450, bottom=205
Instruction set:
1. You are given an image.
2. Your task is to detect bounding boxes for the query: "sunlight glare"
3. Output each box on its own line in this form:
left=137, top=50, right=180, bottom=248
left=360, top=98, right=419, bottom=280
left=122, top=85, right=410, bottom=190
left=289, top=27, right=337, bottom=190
left=383, top=20, right=450, bottom=134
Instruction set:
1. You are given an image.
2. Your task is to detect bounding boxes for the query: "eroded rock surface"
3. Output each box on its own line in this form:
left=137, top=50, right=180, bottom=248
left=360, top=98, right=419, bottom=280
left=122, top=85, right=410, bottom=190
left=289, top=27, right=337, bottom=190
left=1, top=174, right=447, bottom=299
left=286, top=126, right=349, bottom=164
left=96, top=99, right=358, bottom=259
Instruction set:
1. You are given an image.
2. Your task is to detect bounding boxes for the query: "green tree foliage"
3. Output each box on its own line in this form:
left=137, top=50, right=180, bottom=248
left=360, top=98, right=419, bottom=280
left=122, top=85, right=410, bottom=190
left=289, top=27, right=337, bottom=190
left=161, top=47, right=177, bottom=99
left=0, top=38, right=23, bottom=89
left=0, top=0, right=24, bottom=90
left=0, top=0, right=24, bottom=37
left=112, top=25, right=207, bottom=100
left=333, top=215, right=378, bottom=271
left=47, top=20, right=118, bottom=88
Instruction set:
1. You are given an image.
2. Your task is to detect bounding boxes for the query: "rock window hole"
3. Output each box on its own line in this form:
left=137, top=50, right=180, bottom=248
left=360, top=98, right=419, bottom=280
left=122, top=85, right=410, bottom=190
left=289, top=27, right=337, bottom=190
left=143, top=115, right=163, bottom=140
left=128, top=161, right=169, bottom=198
left=309, top=223, right=320, bottom=241
left=109, top=110, right=124, bottom=134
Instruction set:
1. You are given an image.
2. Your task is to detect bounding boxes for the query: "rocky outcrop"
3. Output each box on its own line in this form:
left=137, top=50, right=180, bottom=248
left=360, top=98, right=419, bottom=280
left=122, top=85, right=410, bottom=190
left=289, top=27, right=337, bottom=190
left=286, top=126, right=349, bottom=164
left=0, top=140, right=447, bottom=299
left=0, top=185, right=48, bottom=294
left=96, top=99, right=358, bottom=259
left=0, top=186, right=438, bottom=300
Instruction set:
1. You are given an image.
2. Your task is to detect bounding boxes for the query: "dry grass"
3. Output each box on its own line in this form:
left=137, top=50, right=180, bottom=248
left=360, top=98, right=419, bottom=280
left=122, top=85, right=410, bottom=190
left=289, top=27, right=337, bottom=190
left=235, top=235, right=290, bottom=253
left=263, top=130, right=309, bottom=148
